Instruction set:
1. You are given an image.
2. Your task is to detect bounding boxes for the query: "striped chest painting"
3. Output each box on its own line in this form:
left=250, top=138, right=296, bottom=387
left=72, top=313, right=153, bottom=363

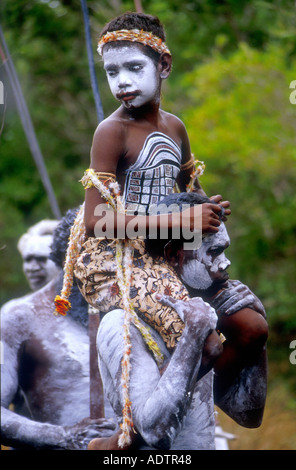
left=123, top=132, right=182, bottom=215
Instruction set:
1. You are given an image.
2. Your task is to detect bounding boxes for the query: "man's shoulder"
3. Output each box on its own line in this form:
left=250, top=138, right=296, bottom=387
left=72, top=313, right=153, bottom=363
left=93, top=112, right=126, bottom=142
left=1, top=292, right=36, bottom=343
left=97, top=310, right=125, bottom=364
left=1, top=292, right=34, bottom=315
left=1, top=280, right=55, bottom=319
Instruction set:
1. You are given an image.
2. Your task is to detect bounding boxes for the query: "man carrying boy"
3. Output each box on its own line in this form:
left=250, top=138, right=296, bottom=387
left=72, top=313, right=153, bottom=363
left=56, top=11, right=266, bottom=450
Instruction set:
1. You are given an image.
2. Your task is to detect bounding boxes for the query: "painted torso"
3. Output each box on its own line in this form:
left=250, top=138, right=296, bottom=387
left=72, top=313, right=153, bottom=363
left=122, top=132, right=182, bottom=214
left=1, top=279, right=114, bottom=426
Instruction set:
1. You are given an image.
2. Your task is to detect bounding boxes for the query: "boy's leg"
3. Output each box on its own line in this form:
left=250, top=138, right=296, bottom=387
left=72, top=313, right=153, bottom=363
left=215, top=307, right=268, bottom=383
left=88, top=429, right=142, bottom=450
left=214, top=307, right=268, bottom=427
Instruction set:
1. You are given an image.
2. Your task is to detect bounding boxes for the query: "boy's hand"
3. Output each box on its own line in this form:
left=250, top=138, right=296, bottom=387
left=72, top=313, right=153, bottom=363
left=209, top=194, right=231, bottom=221
left=202, top=203, right=223, bottom=233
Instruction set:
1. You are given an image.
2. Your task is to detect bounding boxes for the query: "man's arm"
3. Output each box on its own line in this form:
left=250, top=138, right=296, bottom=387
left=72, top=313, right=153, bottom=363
left=1, top=302, right=69, bottom=449
left=98, top=297, right=219, bottom=450
left=1, top=406, right=116, bottom=450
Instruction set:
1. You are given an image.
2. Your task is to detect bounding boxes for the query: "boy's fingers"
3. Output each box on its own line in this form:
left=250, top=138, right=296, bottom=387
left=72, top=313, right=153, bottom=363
left=202, top=203, right=221, bottom=218
left=209, top=194, right=222, bottom=203
left=220, top=200, right=230, bottom=207
left=207, top=225, right=220, bottom=233
left=210, top=203, right=223, bottom=213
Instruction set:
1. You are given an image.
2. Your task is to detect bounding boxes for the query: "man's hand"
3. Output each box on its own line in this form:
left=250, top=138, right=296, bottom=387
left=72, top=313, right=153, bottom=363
left=64, top=417, right=117, bottom=450
left=157, top=294, right=217, bottom=331
left=157, top=295, right=222, bottom=378
left=210, top=280, right=266, bottom=317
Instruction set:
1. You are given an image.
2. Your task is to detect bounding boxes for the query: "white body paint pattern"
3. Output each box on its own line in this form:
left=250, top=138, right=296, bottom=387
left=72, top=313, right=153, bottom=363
left=180, top=222, right=231, bottom=290
left=1, top=278, right=116, bottom=449
left=97, top=306, right=217, bottom=450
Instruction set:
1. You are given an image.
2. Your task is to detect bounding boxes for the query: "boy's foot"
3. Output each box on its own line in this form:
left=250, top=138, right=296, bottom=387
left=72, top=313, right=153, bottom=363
left=88, top=429, right=140, bottom=450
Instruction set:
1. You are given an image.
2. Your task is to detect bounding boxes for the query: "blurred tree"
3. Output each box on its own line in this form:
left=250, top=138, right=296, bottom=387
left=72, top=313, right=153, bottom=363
left=0, top=0, right=113, bottom=301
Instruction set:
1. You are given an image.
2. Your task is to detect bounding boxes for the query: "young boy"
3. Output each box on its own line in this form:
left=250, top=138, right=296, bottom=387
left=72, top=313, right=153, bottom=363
left=84, top=12, right=229, bottom=239
left=56, top=12, right=230, bottom=448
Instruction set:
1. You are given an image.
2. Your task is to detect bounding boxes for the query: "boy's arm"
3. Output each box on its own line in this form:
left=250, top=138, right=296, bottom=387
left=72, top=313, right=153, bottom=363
left=85, top=119, right=183, bottom=238
left=85, top=120, right=206, bottom=237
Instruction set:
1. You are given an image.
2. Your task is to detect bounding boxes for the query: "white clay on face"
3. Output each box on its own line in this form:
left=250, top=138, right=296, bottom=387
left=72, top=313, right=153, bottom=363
left=103, top=45, right=160, bottom=109
left=180, top=258, right=213, bottom=290
left=22, top=236, right=61, bottom=291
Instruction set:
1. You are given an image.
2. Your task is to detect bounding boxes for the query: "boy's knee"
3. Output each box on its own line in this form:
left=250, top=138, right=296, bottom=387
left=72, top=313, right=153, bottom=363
left=218, top=308, right=268, bottom=350
left=203, top=331, right=223, bottom=365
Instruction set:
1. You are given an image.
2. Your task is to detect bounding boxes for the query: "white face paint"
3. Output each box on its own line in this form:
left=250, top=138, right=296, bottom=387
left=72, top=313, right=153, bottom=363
left=22, top=236, right=61, bottom=291
left=103, top=45, right=160, bottom=109
left=180, top=222, right=231, bottom=291
left=180, top=258, right=213, bottom=290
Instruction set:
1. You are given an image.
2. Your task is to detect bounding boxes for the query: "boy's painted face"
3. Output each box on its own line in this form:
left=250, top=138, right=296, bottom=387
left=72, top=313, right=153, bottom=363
left=103, top=44, right=161, bottom=109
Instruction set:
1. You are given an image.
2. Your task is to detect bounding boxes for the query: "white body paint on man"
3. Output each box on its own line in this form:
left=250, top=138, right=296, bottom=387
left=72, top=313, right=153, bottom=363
left=97, top=298, right=218, bottom=450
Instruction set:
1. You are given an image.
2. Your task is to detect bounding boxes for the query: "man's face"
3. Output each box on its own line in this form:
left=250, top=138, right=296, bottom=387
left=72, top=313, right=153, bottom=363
left=178, top=222, right=231, bottom=291
left=103, top=44, right=160, bottom=109
left=22, top=237, right=60, bottom=291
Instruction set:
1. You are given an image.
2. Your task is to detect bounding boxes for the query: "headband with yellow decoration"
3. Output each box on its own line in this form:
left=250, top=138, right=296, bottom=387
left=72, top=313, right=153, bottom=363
left=97, top=29, right=171, bottom=56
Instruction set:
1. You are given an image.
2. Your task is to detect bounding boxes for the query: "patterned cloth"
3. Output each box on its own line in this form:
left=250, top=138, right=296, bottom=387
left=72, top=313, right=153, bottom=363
left=74, top=238, right=188, bottom=350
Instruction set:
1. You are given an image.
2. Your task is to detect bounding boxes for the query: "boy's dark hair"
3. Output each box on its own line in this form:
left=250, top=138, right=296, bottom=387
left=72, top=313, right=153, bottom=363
left=100, top=12, right=166, bottom=41
left=100, top=12, right=167, bottom=63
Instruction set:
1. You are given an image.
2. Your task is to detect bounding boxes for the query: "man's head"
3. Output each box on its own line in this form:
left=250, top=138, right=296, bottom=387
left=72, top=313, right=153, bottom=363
left=98, top=12, right=172, bottom=109
left=17, top=220, right=61, bottom=291
left=147, top=192, right=231, bottom=293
